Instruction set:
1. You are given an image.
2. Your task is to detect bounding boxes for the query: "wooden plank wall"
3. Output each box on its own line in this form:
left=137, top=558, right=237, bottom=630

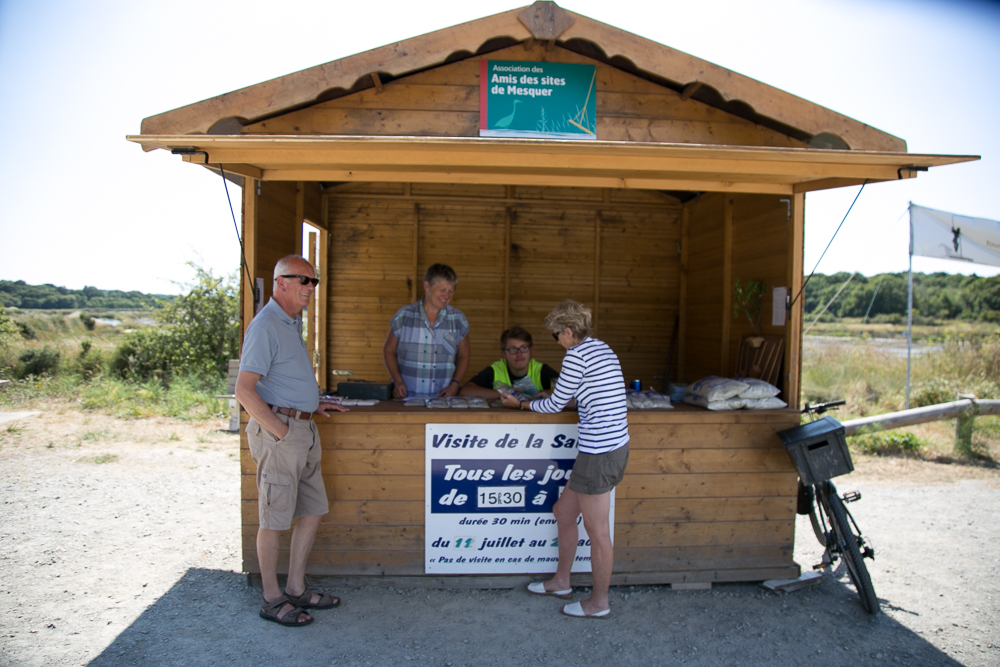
left=240, top=180, right=301, bottom=338
left=683, top=194, right=725, bottom=382
left=683, top=193, right=794, bottom=394
left=242, top=43, right=806, bottom=149
left=240, top=409, right=800, bottom=583
left=253, top=181, right=300, bottom=304
left=729, top=194, right=792, bottom=371
left=323, top=183, right=681, bottom=392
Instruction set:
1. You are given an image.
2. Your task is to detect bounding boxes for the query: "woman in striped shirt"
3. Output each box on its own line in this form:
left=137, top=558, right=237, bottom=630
left=501, top=299, right=629, bottom=619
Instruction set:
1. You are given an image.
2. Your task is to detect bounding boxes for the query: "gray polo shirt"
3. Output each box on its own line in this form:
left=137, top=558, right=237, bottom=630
left=239, top=298, right=320, bottom=413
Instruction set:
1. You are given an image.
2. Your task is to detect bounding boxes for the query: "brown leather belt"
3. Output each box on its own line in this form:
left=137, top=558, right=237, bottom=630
left=270, top=405, right=314, bottom=420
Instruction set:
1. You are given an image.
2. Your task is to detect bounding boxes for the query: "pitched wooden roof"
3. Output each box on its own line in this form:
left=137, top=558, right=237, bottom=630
left=130, top=2, right=979, bottom=193
left=138, top=2, right=903, bottom=152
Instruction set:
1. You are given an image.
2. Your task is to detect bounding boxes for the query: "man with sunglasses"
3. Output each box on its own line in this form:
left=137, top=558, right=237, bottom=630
left=236, top=255, right=348, bottom=627
left=460, top=325, right=558, bottom=399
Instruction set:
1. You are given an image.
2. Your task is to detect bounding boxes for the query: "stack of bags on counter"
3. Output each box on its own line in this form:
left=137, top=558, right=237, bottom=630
left=683, top=376, right=787, bottom=411
left=626, top=389, right=673, bottom=409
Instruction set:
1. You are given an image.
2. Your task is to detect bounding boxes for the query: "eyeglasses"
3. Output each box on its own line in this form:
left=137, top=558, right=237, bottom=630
left=551, top=331, right=562, bottom=341
left=281, top=274, right=319, bottom=286
left=504, top=345, right=531, bottom=354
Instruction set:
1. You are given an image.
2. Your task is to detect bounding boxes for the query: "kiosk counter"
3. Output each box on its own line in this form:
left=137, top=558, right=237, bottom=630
left=241, top=402, right=802, bottom=587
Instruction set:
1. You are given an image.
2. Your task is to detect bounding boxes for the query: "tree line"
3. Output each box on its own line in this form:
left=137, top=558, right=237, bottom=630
left=4, top=271, right=998, bottom=323
left=803, top=272, right=1000, bottom=323
left=0, top=264, right=236, bottom=382
left=0, top=280, right=173, bottom=310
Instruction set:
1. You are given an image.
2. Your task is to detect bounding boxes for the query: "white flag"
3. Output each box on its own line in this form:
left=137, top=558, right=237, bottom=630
left=910, top=203, right=1000, bottom=267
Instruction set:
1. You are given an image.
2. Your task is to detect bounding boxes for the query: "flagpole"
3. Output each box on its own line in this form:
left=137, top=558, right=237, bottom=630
left=906, top=202, right=914, bottom=410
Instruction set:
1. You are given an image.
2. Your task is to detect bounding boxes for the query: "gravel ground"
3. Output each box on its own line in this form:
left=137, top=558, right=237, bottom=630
left=0, top=404, right=997, bottom=666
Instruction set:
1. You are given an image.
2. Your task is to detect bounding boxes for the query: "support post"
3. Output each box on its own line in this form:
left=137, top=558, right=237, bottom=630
left=955, top=393, right=978, bottom=456
left=307, top=231, right=318, bottom=381
left=240, top=179, right=258, bottom=339
left=906, top=204, right=914, bottom=410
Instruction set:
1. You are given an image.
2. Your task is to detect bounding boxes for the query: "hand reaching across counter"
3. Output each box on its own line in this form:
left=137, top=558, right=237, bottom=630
left=316, top=402, right=350, bottom=416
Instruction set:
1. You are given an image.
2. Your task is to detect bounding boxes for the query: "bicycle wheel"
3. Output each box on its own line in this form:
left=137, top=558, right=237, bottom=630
left=819, top=481, right=879, bottom=614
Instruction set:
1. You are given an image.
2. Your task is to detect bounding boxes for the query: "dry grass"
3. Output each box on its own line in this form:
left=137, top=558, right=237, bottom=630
left=0, top=398, right=237, bottom=461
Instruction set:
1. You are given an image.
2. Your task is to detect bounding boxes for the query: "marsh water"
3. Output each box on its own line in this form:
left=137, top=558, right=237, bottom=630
left=804, top=335, right=943, bottom=358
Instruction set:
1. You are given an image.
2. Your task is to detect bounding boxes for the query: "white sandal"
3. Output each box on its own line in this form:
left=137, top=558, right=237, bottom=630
left=561, top=601, right=610, bottom=619
left=526, top=581, right=572, bottom=599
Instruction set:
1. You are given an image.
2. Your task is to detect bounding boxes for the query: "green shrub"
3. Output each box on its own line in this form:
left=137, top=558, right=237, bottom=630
left=74, top=340, right=105, bottom=379
left=17, top=346, right=61, bottom=378
left=107, top=263, right=238, bottom=382
left=0, top=304, right=18, bottom=349
left=80, top=313, right=96, bottom=331
left=849, top=430, right=923, bottom=455
left=910, top=378, right=957, bottom=408
left=15, top=321, right=36, bottom=340
left=108, top=327, right=176, bottom=380
left=156, top=264, right=239, bottom=378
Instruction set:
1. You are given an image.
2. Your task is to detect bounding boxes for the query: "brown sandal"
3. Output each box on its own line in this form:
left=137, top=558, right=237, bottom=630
left=284, top=587, right=341, bottom=609
left=259, top=595, right=313, bottom=626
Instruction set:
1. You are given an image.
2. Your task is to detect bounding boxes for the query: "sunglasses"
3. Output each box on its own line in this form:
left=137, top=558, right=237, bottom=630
left=551, top=331, right=562, bottom=341
left=281, top=274, right=319, bottom=286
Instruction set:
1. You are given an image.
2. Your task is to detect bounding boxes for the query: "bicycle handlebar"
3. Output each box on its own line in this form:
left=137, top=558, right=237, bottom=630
left=804, top=399, right=845, bottom=415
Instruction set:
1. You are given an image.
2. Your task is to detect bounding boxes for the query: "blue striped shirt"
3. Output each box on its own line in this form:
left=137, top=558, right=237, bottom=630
left=528, top=337, right=629, bottom=454
left=389, top=300, right=469, bottom=396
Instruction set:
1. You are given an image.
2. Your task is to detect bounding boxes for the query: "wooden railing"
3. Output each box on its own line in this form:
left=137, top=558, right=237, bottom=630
left=842, top=398, right=1000, bottom=455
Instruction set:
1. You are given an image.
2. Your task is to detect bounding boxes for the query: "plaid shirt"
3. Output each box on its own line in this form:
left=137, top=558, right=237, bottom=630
left=390, top=300, right=469, bottom=396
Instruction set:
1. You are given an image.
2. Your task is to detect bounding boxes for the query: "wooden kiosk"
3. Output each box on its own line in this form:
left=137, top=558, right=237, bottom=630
left=130, top=2, right=974, bottom=586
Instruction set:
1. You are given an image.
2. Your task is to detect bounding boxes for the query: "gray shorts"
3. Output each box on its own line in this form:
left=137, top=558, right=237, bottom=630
left=246, top=414, right=328, bottom=531
left=568, top=443, right=630, bottom=495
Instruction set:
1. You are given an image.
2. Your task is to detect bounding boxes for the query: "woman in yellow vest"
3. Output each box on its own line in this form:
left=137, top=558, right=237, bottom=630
left=459, top=325, right=558, bottom=399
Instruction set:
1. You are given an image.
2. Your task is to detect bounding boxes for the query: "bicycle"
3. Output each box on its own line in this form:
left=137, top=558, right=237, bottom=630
left=777, top=399, right=879, bottom=615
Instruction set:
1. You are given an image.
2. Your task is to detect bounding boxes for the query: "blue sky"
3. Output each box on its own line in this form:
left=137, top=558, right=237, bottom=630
left=1, top=0, right=998, bottom=294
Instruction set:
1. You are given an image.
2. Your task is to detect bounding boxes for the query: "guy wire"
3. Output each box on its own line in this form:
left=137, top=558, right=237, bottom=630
left=217, top=165, right=258, bottom=308
left=789, top=179, right=869, bottom=310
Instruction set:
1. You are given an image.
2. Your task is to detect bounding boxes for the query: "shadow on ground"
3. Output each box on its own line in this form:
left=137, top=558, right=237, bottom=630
left=88, top=566, right=961, bottom=667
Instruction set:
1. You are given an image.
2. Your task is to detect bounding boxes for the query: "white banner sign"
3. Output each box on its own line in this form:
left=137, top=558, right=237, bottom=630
left=424, top=423, right=614, bottom=575
left=910, top=203, right=1000, bottom=267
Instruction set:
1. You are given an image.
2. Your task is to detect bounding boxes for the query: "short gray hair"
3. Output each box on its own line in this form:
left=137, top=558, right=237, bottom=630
left=544, top=300, right=593, bottom=339
left=423, top=263, right=458, bottom=287
left=273, top=255, right=314, bottom=284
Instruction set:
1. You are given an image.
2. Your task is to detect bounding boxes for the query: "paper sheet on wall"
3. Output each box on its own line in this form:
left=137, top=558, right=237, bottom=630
left=772, top=287, right=787, bottom=327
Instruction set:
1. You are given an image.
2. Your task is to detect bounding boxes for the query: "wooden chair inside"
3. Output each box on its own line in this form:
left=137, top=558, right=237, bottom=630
left=734, top=335, right=785, bottom=389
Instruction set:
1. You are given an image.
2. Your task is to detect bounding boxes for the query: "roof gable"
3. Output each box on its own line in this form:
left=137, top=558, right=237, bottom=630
left=139, top=2, right=905, bottom=152
left=241, top=41, right=807, bottom=149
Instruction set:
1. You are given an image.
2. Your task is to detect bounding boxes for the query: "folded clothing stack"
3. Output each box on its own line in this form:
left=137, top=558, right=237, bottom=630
left=684, top=376, right=786, bottom=411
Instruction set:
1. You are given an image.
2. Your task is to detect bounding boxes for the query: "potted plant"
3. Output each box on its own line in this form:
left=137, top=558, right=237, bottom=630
left=733, top=278, right=766, bottom=338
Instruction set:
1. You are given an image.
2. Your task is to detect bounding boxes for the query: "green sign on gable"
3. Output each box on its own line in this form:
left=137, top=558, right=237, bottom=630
left=479, top=60, right=597, bottom=140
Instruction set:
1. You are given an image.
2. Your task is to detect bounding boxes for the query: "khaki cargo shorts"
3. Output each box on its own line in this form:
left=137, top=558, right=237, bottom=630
left=246, top=413, right=328, bottom=531
left=568, top=442, right=630, bottom=495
